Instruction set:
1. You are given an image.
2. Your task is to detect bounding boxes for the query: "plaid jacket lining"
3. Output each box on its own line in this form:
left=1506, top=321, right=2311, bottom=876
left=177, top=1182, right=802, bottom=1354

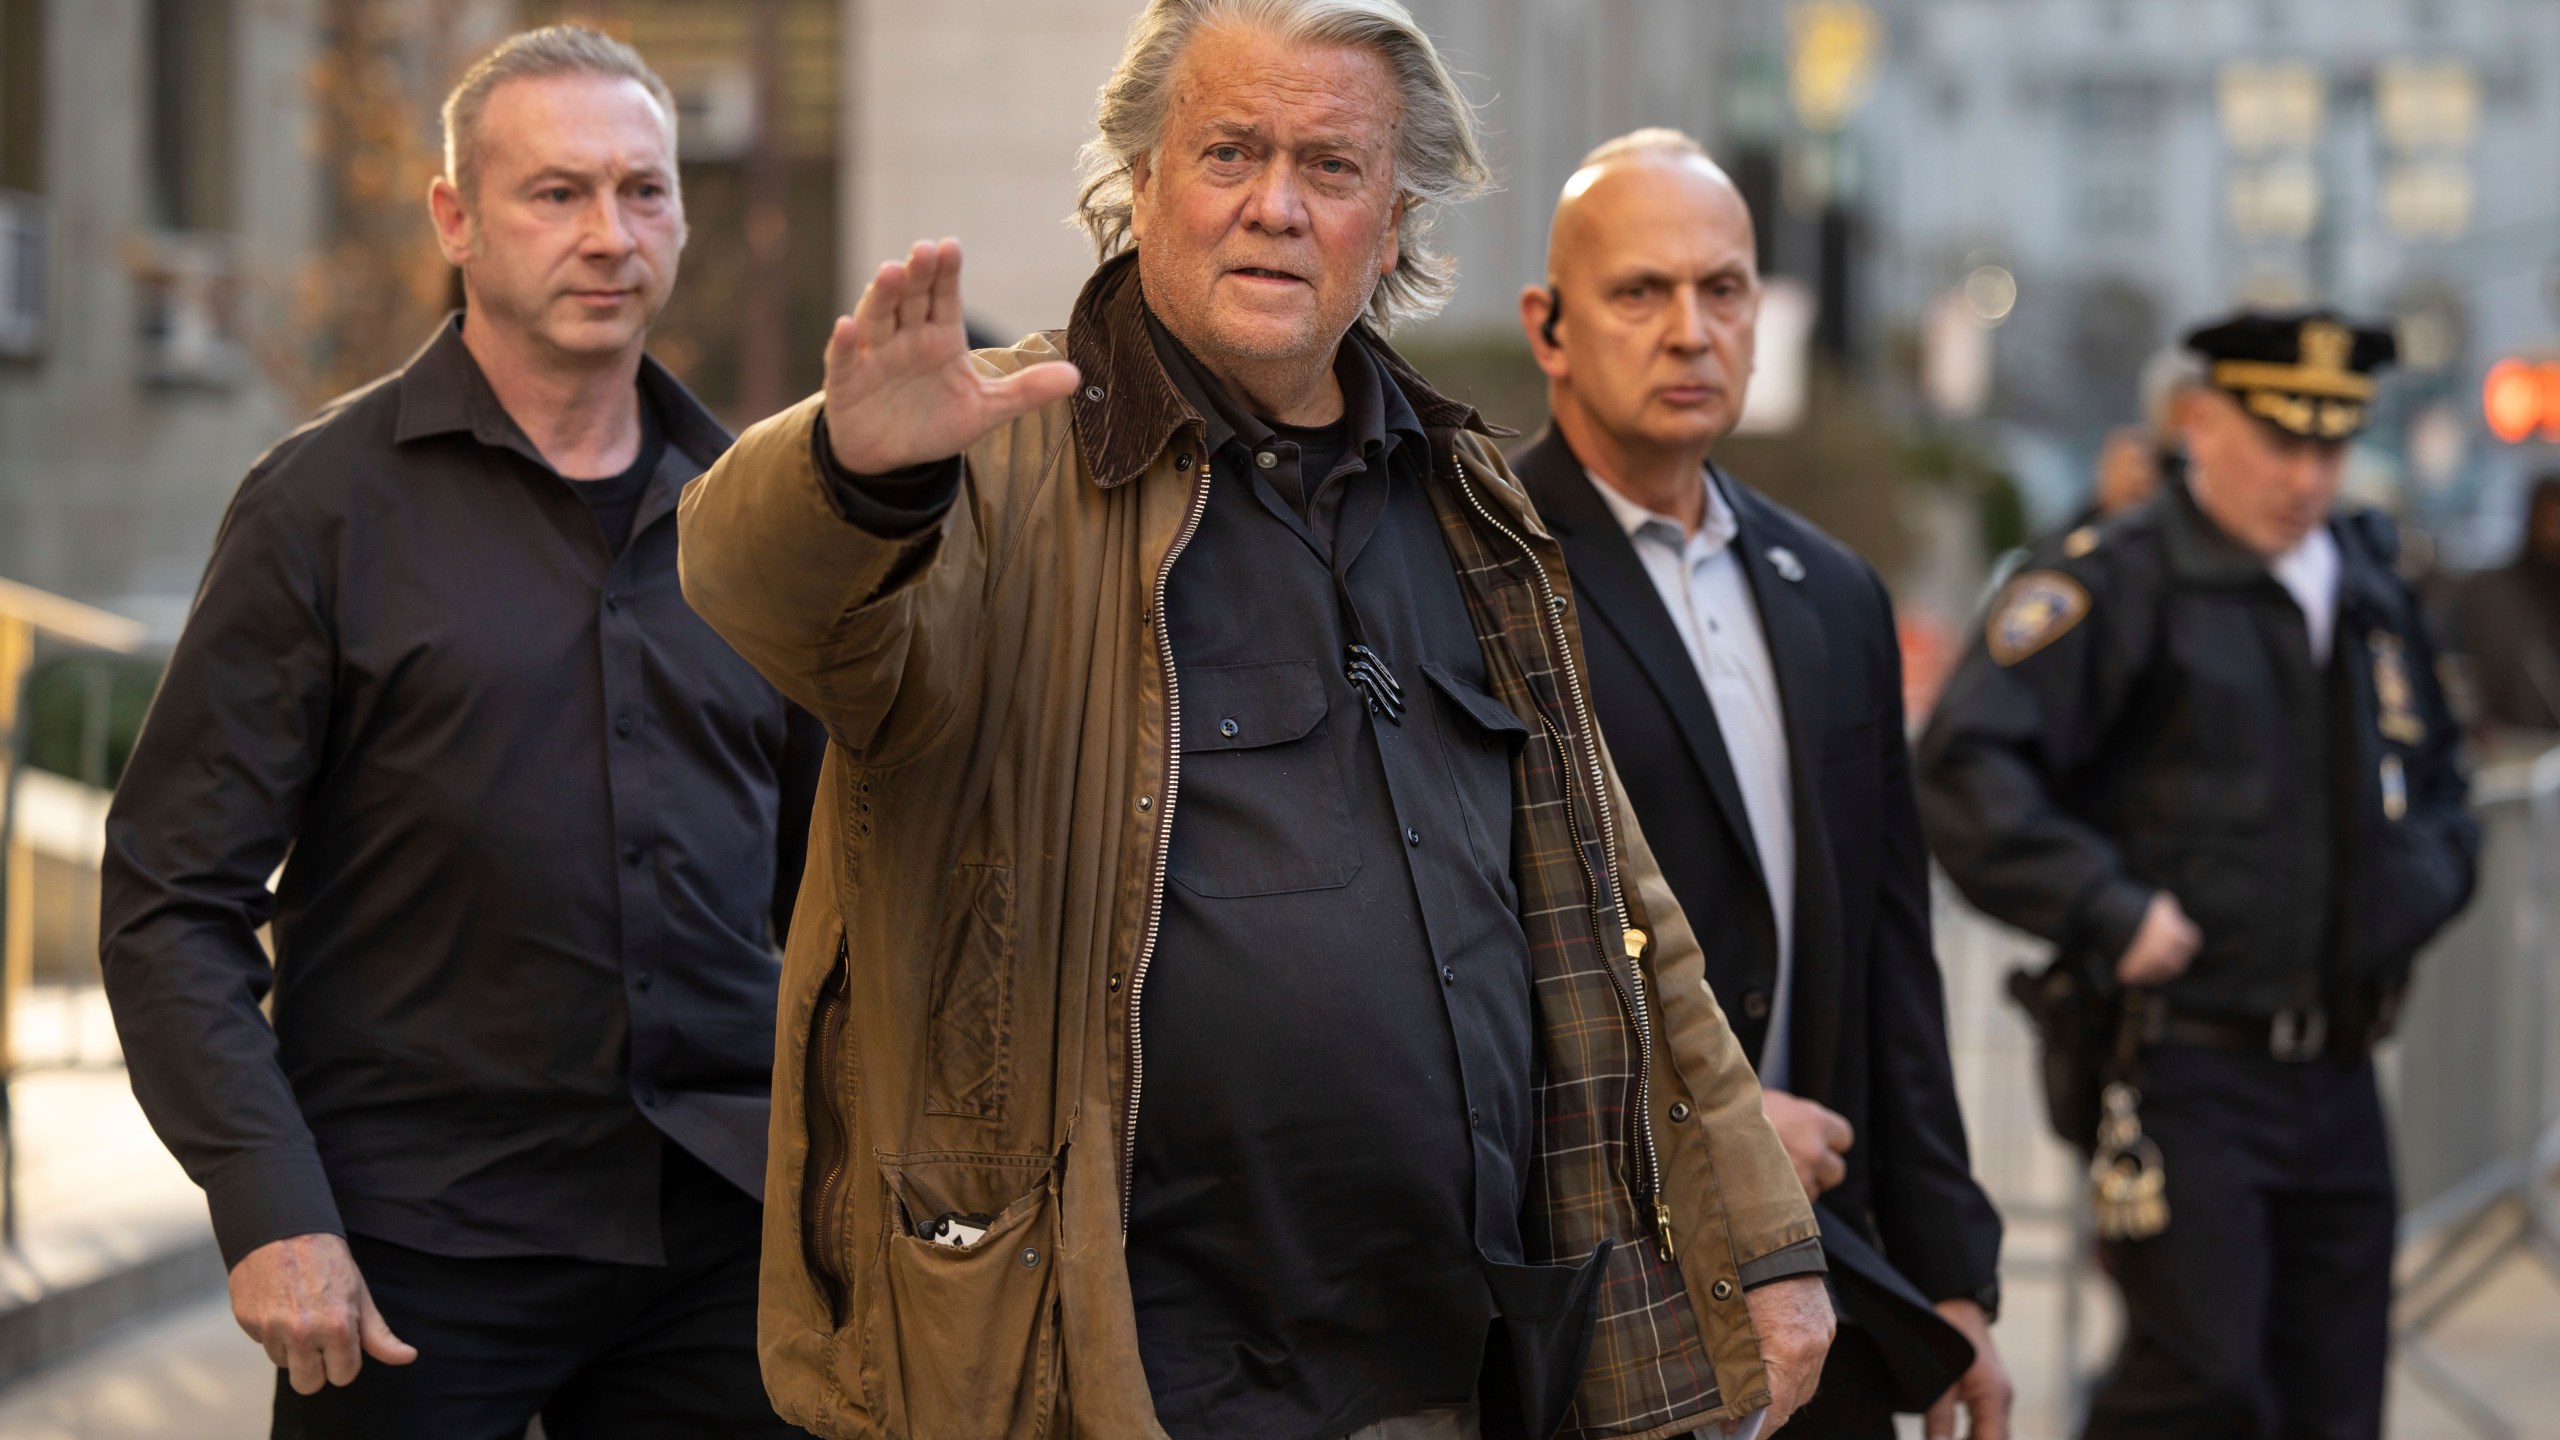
left=1424, top=448, right=1722, bottom=1439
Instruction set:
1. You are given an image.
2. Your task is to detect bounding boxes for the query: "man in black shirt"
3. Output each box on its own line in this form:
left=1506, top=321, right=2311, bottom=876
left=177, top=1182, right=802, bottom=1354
left=99, top=27, right=821, bottom=1439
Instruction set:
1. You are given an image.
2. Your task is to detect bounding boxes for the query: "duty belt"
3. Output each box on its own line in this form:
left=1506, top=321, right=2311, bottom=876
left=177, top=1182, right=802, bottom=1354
left=2157, top=1005, right=2334, bottom=1063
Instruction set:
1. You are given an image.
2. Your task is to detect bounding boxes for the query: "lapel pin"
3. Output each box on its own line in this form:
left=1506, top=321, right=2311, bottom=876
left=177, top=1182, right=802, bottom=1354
left=1767, top=546, right=1805, bottom=583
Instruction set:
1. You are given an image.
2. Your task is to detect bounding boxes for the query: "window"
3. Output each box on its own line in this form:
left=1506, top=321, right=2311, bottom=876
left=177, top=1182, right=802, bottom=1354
left=0, top=0, right=40, bottom=195
left=2066, top=77, right=2164, bottom=235
left=148, top=0, right=235, bottom=233
left=0, top=0, right=44, bottom=358
left=139, top=0, right=241, bottom=385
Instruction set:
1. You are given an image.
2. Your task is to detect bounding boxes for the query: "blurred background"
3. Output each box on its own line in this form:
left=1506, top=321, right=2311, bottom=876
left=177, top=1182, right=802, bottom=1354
left=1, top=1, right=2559, bottom=1436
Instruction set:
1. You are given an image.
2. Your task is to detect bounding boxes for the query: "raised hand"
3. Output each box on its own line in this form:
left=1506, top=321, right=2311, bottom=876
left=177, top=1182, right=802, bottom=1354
left=822, top=238, right=1082, bottom=474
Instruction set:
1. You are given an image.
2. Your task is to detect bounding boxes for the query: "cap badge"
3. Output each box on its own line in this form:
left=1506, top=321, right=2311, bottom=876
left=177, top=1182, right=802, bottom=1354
left=2300, top=319, right=2353, bottom=375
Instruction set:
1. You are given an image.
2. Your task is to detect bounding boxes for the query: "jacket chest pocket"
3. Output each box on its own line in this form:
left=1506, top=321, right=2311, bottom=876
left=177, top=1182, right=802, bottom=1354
left=1168, top=660, right=1361, bottom=897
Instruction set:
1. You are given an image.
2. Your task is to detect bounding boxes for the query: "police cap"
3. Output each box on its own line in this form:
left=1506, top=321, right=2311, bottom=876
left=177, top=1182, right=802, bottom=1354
left=2184, top=309, right=2396, bottom=442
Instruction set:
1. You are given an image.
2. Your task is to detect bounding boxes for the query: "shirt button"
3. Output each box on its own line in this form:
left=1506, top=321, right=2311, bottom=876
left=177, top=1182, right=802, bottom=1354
left=1441, top=966, right=1456, bottom=986
left=1468, top=1107, right=1482, bottom=1128
left=638, top=1088, right=659, bottom=1108
left=605, top=593, right=621, bottom=613
left=636, top=971, right=654, bottom=992
left=1743, top=988, right=1771, bottom=1020
left=1669, top=1100, right=1693, bottom=1123
left=1219, top=718, right=1239, bottom=738
left=1406, top=827, right=1422, bottom=847
left=1256, top=450, right=1278, bottom=470
left=624, top=846, right=644, bottom=866
left=615, top=713, right=635, bottom=738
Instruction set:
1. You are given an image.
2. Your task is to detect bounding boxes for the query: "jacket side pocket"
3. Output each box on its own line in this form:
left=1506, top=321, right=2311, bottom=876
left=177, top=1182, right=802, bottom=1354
left=926, top=864, right=1015, bottom=1120
left=873, top=1153, right=1061, bottom=1440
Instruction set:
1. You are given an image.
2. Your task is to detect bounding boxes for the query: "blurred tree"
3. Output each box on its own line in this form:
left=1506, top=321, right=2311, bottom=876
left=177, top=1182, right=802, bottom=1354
left=286, top=0, right=517, bottom=406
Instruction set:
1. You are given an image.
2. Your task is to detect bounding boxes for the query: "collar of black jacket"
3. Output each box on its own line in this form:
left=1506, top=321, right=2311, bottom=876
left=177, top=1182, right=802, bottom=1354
left=2158, top=473, right=2404, bottom=613
left=389, top=311, right=733, bottom=471
left=1064, top=250, right=1490, bottom=490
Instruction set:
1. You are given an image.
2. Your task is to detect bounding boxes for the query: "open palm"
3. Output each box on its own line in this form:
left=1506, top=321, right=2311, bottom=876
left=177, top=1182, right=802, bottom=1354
left=821, top=238, right=1082, bottom=475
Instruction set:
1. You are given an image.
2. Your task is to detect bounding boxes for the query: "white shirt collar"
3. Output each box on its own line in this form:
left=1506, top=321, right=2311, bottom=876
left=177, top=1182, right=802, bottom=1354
left=2269, top=523, right=2341, bottom=665
left=1587, top=468, right=1739, bottom=558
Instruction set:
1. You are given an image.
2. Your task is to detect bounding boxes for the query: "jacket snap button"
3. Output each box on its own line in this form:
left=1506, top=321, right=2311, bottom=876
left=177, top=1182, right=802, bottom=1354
left=1712, top=1279, right=1736, bottom=1302
left=1020, top=1247, right=1041, bottom=1268
left=1136, top=795, right=1152, bottom=812
left=1107, top=972, right=1121, bottom=991
left=1220, top=718, right=1239, bottom=738
left=1669, top=1100, right=1692, bottom=1123
left=1175, top=452, right=1193, bottom=471
left=1083, top=385, right=1104, bottom=403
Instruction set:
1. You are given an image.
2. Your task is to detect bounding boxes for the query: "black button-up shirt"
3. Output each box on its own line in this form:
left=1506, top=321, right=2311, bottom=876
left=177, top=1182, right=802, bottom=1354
left=1126, top=321, right=1541, bottom=1440
left=101, top=317, right=825, bottom=1269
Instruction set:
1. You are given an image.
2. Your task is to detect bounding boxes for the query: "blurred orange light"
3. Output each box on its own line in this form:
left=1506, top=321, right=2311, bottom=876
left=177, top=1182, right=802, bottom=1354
left=2483, top=359, right=2557, bottom=444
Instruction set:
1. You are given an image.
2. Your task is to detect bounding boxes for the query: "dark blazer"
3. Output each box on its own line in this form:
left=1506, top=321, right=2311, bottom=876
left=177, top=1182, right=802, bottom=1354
left=1514, top=425, right=2000, bottom=1405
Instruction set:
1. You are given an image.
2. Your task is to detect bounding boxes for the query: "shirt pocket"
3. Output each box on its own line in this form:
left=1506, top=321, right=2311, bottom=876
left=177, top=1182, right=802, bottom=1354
left=1170, top=659, right=1360, bottom=897
left=1421, top=662, right=1530, bottom=885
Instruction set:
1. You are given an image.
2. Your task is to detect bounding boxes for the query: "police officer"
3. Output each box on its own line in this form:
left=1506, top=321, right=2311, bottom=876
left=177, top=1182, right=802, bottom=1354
left=1917, top=310, right=2479, bottom=1440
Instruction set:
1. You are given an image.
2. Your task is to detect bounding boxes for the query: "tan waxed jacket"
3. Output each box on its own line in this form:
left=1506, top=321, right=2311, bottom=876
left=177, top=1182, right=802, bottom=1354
left=678, top=254, right=1818, bottom=1440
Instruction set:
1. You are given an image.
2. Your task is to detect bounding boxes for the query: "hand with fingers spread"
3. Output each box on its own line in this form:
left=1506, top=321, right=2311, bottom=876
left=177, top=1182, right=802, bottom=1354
left=230, top=1232, right=416, bottom=1394
left=823, top=238, right=1084, bottom=475
left=1762, top=1088, right=1855, bottom=1200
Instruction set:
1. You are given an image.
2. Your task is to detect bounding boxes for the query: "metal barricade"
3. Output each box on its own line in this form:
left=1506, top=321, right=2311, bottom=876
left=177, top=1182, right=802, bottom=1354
left=2383, top=753, right=2560, bottom=1440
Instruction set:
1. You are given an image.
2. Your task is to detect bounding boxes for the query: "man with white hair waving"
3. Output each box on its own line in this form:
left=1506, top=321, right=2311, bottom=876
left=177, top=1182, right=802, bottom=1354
left=679, top=3, right=1831, bottom=1438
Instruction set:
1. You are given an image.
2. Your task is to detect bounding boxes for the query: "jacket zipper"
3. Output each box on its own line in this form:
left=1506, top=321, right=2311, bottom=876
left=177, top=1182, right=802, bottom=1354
left=1122, top=458, right=1214, bottom=1233
left=802, top=935, right=853, bottom=1323
left=1451, top=456, right=1671, bottom=1261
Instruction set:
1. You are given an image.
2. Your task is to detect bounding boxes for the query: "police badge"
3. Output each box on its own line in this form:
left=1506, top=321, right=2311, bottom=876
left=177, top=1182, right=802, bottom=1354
left=1988, top=571, right=2092, bottom=666
left=2369, top=631, right=2427, bottom=745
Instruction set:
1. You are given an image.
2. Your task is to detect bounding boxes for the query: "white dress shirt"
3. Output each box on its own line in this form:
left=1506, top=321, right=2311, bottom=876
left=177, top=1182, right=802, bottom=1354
left=1588, top=469, right=1801, bottom=1089
left=2270, top=523, right=2341, bottom=665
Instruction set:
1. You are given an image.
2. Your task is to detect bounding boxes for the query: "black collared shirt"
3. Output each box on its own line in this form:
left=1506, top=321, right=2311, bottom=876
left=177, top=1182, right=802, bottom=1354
left=101, top=316, right=826, bottom=1269
left=1125, top=320, right=1542, bottom=1440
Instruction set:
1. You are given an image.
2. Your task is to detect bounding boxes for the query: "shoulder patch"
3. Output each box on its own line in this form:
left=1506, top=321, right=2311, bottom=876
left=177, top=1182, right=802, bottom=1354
left=1988, top=570, right=2092, bottom=666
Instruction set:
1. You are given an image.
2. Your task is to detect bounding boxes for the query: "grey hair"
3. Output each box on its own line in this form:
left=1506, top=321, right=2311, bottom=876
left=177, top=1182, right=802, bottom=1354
left=441, top=25, right=679, bottom=198
left=1073, top=0, right=1492, bottom=333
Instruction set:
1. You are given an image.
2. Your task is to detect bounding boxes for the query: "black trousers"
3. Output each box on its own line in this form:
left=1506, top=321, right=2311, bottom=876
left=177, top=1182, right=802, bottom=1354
left=2084, top=1044, right=2396, bottom=1440
left=272, top=1144, right=811, bottom=1440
